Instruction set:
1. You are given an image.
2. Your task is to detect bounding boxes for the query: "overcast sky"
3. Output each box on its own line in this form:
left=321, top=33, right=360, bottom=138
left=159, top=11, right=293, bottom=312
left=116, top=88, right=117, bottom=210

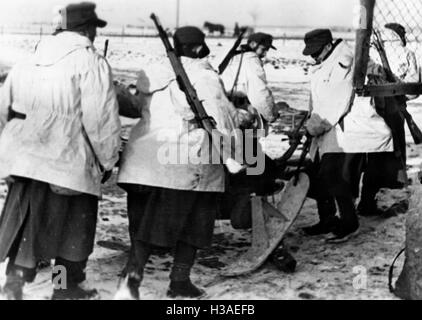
left=0, top=0, right=356, bottom=28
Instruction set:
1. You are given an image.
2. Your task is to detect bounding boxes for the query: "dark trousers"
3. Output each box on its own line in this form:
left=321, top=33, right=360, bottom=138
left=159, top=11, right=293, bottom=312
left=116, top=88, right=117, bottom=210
left=306, top=153, right=365, bottom=227
left=307, top=151, right=405, bottom=223
left=124, top=240, right=197, bottom=283
left=358, top=152, right=406, bottom=213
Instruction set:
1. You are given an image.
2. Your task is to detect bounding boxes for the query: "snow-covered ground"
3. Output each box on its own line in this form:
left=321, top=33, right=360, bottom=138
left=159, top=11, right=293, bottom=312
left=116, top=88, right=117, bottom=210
left=0, top=34, right=422, bottom=300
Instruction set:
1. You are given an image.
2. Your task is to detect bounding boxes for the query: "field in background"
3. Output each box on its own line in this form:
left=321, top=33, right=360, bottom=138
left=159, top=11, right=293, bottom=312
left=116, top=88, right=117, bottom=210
left=0, top=24, right=355, bottom=40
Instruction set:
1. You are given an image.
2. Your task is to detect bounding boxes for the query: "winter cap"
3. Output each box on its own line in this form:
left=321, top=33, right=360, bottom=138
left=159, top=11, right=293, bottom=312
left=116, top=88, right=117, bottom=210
left=385, top=23, right=406, bottom=46
left=247, top=32, right=276, bottom=50
left=53, top=2, right=107, bottom=31
left=303, top=29, right=333, bottom=56
left=173, top=26, right=210, bottom=57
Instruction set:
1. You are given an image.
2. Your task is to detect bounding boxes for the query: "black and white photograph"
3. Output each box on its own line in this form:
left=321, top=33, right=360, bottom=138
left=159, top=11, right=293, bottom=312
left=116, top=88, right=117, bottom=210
left=0, top=0, right=421, bottom=305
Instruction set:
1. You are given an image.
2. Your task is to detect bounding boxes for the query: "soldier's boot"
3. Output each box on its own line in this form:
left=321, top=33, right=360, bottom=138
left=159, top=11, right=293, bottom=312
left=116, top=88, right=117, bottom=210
left=167, top=242, right=205, bottom=298
left=51, top=257, right=98, bottom=300
left=167, top=263, right=205, bottom=299
left=113, top=241, right=151, bottom=300
left=303, top=198, right=338, bottom=236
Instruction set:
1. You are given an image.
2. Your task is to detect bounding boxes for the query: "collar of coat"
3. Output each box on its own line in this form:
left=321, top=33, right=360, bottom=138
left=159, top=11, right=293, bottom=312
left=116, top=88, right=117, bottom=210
left=33, top=31, right=95, bottom=67
left=136, top=57, right=215, bottom=95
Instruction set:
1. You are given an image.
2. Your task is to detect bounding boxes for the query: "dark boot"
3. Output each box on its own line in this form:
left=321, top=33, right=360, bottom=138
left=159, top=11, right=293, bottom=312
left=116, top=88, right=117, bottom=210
left=303, top=198, right=338, bottom=236
left=167, top=263, right=205, bottom=298
left=326, top=196, right=359, bottom=243
left=167, top=278, right=206, bottom=299
left=114, top=271, right=142, bottom=300
left=113, top=241, right=150, bottom=300
left=303, top=217, right=339, bottom=236
left=168, top=242, right=206, bottom=298
left=51, top=284, right=98, bottom=300
left=51, top=257, right=98, bottom=300
left=326, top=222, right=359, bottom=244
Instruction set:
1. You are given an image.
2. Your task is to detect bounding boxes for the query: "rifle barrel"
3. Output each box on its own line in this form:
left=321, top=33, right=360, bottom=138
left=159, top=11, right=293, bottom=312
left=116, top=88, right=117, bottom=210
left=104, top=39, right=109, bottom=58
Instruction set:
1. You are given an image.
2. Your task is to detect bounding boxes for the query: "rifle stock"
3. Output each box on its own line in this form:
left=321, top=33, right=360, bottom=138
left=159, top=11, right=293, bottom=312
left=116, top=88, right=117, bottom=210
left=150, top=13, right=244, bottom=173
left=404, top=111, right=422, bottom=144
left=218, top=29, right=247, bottom=75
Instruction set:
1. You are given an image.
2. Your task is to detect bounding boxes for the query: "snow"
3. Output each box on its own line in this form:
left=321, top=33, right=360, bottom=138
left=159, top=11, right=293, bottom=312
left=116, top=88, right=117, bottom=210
left=0, top=34, right=421, bottom=300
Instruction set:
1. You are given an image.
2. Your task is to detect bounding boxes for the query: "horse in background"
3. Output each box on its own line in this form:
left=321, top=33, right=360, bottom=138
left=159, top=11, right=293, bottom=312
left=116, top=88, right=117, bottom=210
left=234, top=22, right=254, bottom=37
left=203, top=21, right=225, bottom=35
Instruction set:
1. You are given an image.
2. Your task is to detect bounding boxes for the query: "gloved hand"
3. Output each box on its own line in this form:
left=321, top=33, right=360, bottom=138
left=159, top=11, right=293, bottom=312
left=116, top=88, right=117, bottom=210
left=305, top=113, right=332, bottom=137
left=236, top=105, right=260, bottom=130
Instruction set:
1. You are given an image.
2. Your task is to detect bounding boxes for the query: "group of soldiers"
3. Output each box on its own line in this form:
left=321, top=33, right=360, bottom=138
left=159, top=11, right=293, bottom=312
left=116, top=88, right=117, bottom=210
left=0, top=1, right=418, bottom=300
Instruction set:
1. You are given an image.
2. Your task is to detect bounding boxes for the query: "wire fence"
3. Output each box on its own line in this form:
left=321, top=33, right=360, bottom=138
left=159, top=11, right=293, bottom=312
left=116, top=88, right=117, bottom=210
left=372, top=0, right=422, bottom=82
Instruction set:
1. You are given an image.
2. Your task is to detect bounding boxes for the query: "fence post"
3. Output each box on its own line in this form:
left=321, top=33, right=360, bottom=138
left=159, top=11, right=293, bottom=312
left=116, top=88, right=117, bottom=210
left=353, top=0, right=375, bottom=91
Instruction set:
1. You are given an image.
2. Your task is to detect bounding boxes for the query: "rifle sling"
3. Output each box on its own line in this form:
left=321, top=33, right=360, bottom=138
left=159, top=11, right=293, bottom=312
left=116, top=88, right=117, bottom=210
left=229, top=50, right=245, bottom=100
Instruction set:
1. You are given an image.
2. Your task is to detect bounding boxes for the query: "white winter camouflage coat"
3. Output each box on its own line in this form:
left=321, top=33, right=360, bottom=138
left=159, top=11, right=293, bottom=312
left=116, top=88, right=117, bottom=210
left=117, top=57, right=239, bottom=192
left=220, top=51, right=277, bottom=122
left=308, top=40, right=393, bottom=159
left=0, top=32, right=121, bottom=196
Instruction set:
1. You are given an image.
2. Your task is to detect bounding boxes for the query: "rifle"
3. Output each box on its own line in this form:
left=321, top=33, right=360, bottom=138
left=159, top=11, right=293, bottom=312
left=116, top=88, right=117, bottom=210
left=104, top=39, right=109, bottom=58
left=150, top=13, right=244, bottom=174
left=372, top=29, right=422, bottom=145
left=218, top=28, right=247, bottom=75
left=274, top=111, right=309, bottom=168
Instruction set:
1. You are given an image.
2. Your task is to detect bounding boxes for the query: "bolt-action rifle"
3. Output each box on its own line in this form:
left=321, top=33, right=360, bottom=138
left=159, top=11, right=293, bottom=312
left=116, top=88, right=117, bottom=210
left=150, top=13, right=244, bottom=173
left=218, top=28, right=247, bottom=75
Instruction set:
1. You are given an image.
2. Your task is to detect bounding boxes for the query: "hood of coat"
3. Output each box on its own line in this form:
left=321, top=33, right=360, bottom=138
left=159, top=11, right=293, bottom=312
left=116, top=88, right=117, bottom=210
left=33, top=31, right=94, bottom=66
left=136, top=57, right=215, bottom=95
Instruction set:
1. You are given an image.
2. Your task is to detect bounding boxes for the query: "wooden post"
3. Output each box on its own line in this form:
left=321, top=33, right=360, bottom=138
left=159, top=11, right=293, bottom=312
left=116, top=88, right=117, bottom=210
left=353, top=0, right=375, bottom=92
left=176, top=0, right=180, bottom=29
left=392, top=185, right=422, bottom=299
